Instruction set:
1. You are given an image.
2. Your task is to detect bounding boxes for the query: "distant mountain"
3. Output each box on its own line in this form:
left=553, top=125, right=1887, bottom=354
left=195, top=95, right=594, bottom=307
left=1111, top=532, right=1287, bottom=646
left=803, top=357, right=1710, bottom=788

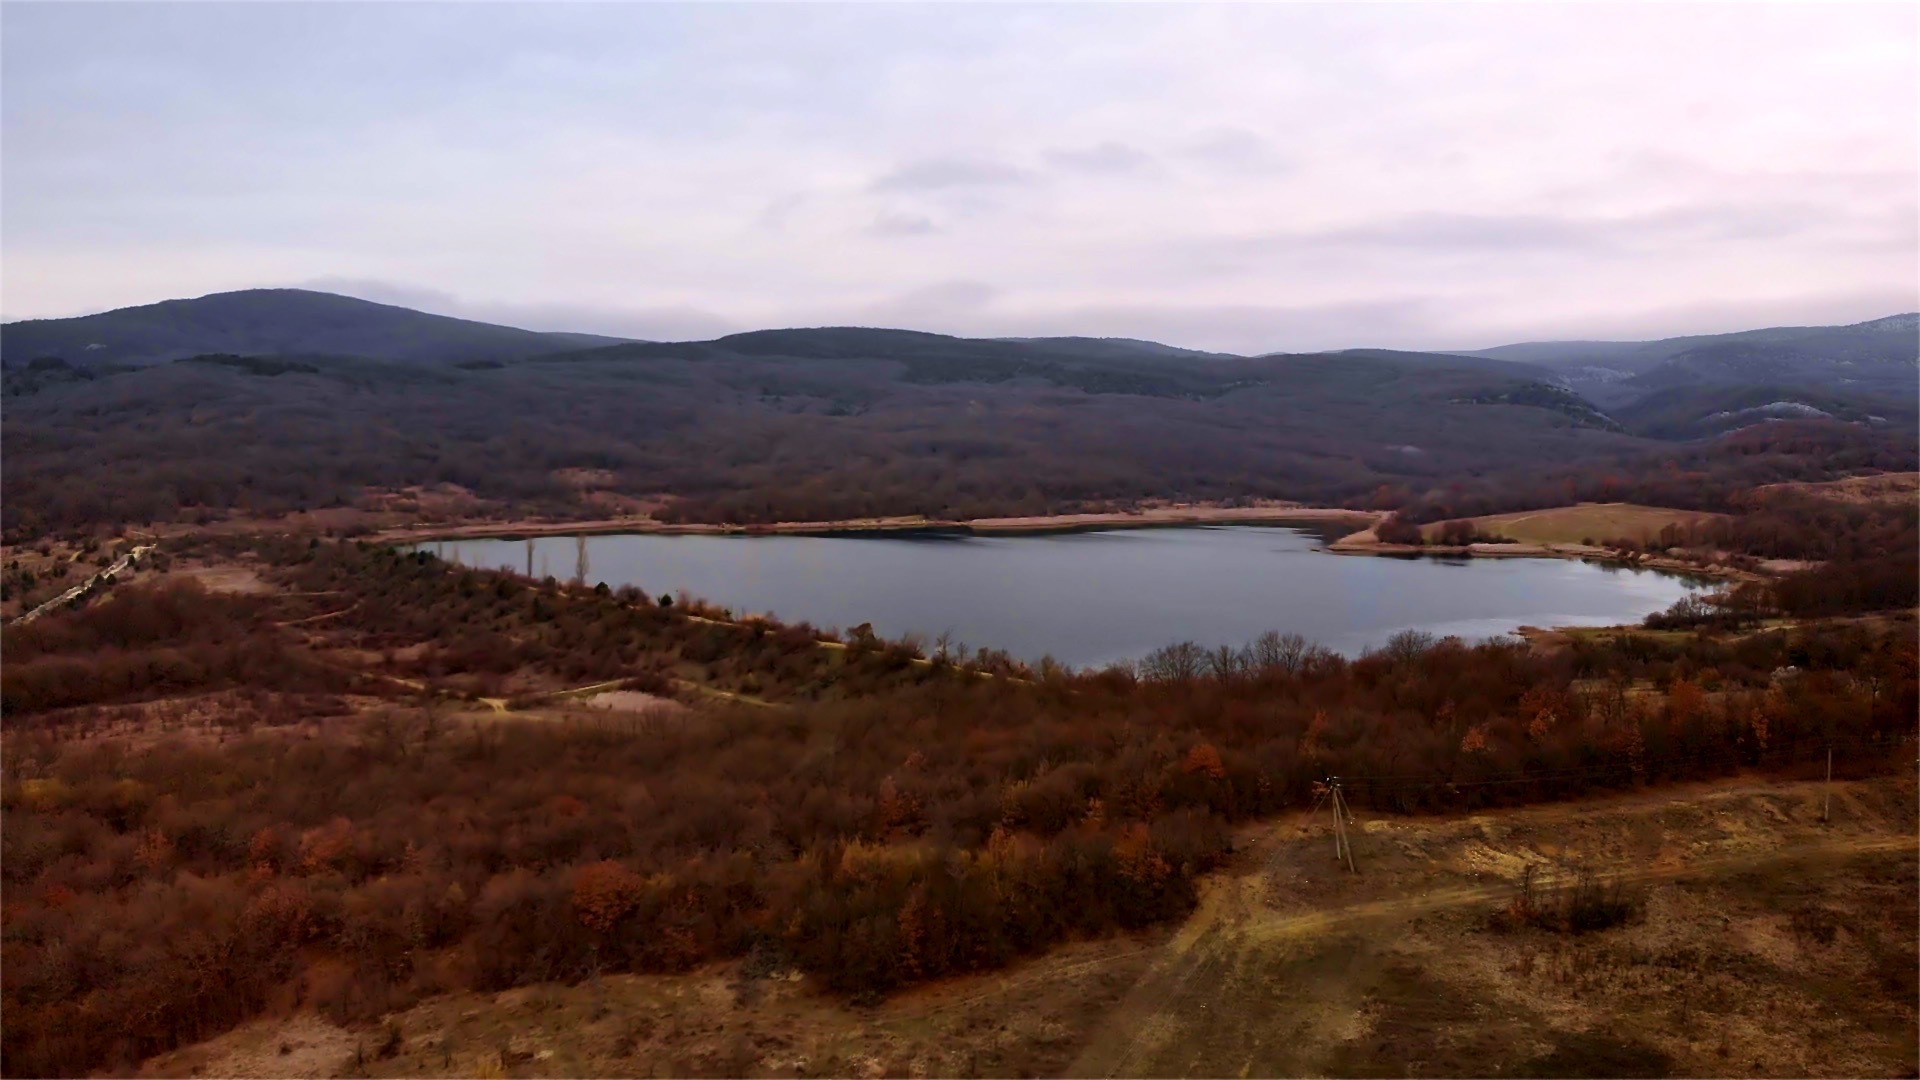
left=2, top=316, right=1647, bottom=528
left=1468, top=314, right=1920, bottom=374
left=1609, top=383, right=1917, bottom=440
left=7, top=288, right=1914, bottom=448
left=8, top=292, right=1913, bottom=536
left=0, top=289, right=631, bottom=367
left=992, top=336, right=1242, bottom=362
left=1469, top=314, right=1915, bottom=389
left=1455, top=314, right=1919, bottom=433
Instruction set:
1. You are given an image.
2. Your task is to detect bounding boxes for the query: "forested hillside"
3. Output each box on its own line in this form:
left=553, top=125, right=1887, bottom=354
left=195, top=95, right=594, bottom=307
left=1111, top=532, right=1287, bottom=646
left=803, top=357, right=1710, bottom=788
left=2, top=328, right=1647, bottom=537
left=1472, top=314, right=1920, bottom=420
left=3, top=292, right=1913, bottom=539
left=0, top=289, right=624, bottom=367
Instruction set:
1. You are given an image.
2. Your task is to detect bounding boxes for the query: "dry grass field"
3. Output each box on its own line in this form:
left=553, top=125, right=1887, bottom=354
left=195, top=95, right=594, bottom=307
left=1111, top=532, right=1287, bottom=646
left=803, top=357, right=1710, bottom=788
left=138, top=772, right=1919, bottom=1079
left=1754, top=472, right=1920, bottom=506
left=1420, top=503, right=1726, bottom=547
left=1069, top=773, right=1917, bottom=1079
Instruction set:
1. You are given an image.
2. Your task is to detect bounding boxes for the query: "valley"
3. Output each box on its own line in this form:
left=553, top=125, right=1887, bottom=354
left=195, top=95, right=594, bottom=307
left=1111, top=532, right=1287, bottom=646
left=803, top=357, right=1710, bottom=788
left=1, top=292, right=1914, bottom=1080
left=5, top=7, right=1915, bottom=1077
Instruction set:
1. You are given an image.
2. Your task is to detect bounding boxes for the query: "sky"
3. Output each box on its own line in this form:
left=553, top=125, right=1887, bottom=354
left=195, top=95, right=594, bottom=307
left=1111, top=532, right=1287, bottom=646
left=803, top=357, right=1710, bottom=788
left=3, top=2, right=1916, bottom=353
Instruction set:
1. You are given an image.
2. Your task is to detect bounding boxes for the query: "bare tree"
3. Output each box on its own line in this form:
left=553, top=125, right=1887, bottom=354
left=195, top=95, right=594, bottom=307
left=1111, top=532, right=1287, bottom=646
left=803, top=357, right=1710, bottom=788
left=1140, top=641, right=1206, bottom=683
left=1252, top=631, right=1310, bottom=675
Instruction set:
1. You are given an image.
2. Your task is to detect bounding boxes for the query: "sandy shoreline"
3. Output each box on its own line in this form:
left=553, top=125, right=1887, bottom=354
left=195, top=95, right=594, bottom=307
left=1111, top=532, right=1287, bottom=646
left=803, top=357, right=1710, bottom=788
left=1326, top=536, right=1756, bottom=581
left=377, top=505, right=1384, bottom=543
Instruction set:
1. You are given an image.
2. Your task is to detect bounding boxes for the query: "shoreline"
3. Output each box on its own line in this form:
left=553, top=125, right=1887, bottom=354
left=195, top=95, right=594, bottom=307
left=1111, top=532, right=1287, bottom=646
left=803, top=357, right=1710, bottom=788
left=375, top=505, right=1384, bottom=544
left=374, top=506, right=1760, bottom=582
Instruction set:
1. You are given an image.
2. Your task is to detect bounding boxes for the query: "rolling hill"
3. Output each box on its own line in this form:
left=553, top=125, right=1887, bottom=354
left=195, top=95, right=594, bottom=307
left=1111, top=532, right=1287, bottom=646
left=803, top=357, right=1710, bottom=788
left=1470, top=314, right=1918, bottom=400
left=1, top=320, right=1645, bottom=536
left=1469, top=314, right=1920, bottom=373
left=1, top=289, right=1913, bottom=538
left=1461, top=314, right=1920, bottom=438
left=0, top=288, right=628, bottom=367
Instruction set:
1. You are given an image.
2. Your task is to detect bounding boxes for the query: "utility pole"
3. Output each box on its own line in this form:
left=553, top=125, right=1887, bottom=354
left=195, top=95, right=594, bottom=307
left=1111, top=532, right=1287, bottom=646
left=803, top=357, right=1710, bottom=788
left=575, top=535, right=589, bottom=585
left=1325, top=780, right=1341, bottom=863
left=1335, top=779, right=1357, bottom=873
left=1823, top=745, right=1833, bottom=824
left=1326, top=776, right=1357, bottom=873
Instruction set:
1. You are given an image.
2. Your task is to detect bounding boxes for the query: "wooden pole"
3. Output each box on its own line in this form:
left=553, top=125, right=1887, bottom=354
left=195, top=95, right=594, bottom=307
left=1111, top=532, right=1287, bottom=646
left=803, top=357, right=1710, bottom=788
left=1823, top=746, right=1832, bottom=824
left=1336, top=784, right=1357, bottom=873
left=1327, top=780, right=1343, bottom=863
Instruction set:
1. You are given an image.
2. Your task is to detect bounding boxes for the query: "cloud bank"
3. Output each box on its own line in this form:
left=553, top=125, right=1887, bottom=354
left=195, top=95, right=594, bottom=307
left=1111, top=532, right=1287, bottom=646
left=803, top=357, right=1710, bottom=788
left=3, top=3, right=1914, bottom=352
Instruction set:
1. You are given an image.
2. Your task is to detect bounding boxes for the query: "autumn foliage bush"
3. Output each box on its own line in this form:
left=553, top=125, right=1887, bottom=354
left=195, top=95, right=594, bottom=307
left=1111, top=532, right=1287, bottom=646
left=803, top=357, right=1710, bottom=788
left=1, top=580, right=350, bottom=714
left=2, top=535, right=1915, bottom=1076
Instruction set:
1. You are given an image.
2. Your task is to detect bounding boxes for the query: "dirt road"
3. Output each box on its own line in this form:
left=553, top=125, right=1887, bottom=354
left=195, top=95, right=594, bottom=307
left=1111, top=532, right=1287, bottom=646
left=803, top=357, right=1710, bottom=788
left=1072, top=776, right=1919, bottom=1078
left=11, top=543, right=155, bottom=624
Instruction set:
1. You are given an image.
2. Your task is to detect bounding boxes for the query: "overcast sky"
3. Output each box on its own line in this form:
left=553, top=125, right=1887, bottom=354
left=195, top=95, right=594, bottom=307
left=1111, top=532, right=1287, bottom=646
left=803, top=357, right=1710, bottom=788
left=4, top=3, right=1915, bottom=352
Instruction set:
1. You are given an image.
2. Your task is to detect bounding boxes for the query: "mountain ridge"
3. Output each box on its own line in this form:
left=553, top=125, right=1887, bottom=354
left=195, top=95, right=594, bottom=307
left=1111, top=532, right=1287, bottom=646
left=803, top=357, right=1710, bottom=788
left=8, top=287, right=1913, bottom=370
left=0, top=288, right=632, bottom=367
left=5, top=289, right=1913, bottom=442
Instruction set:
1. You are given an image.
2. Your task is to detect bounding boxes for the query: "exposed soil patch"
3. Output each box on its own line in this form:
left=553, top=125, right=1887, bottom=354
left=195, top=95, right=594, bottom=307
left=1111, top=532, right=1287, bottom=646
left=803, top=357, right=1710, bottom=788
left=580, top=689, right=683, bottom=714
left=138, top=1013, right=359, bottom=1079
left=172, top=561, right=275, bottom=595
left=1071, top=773, right=1918, bottom=1078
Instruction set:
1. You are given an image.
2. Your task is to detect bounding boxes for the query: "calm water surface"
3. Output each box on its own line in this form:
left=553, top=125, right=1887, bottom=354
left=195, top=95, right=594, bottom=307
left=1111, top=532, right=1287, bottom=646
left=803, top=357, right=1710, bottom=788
left=426, top=526, right=1704, bottom=668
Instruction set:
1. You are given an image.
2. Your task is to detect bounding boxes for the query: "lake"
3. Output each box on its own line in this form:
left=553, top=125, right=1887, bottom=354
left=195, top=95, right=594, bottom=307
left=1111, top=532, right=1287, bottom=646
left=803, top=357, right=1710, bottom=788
left=423, top=525, right=1706, bottom=668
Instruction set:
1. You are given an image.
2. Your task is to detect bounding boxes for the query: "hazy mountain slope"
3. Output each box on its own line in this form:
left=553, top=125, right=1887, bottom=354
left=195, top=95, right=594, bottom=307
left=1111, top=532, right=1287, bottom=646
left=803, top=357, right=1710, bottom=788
left=0, top=289, right=630, bottom=366
left=1463, top=314, right=1919, bottom=417
left=1469, top=314, right=1919, bottom=374
left=1316, top=348, right=1558, bottom=380
left=993, top=336, right=1243, bottom=362
left=1609, top=383, right=1917, bottom=440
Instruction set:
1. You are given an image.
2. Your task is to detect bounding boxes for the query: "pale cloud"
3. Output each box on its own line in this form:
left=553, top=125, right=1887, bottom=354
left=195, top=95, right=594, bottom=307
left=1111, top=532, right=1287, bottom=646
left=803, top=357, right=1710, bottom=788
left=3, top=2, right=1915, bottom=353
left=859, top=281, right=1000, bottom=325
left=303, top=277, right=737, bottom=341
left=1178, top=129, right=1288, bottom=175
left=869, top=158, right=1035, bottom=193
left=869, top=212, right=940, bottom=238
left=1045, top=141, right=1153, bottom=175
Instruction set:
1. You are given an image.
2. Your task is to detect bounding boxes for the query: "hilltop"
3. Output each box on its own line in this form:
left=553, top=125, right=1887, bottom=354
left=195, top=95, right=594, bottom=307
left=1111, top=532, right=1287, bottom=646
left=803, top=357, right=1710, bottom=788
left=0, top=289, right=627, bottom=367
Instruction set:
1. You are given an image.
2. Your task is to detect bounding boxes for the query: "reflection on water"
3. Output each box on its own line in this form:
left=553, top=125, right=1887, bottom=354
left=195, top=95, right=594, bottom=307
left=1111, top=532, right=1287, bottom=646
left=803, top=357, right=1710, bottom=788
left=422, top=525, right=1705, bottom=668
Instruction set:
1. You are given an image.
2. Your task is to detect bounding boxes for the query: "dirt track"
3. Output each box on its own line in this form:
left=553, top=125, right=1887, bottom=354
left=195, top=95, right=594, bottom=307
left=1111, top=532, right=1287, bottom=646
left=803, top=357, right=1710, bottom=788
left=1072, top=776, right=1919, bottom=1078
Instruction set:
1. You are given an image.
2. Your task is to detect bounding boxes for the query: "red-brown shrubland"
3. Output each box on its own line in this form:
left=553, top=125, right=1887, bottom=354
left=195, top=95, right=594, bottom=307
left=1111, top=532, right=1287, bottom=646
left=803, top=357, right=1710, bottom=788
left=1, top=531, right=1914, bottom=1076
